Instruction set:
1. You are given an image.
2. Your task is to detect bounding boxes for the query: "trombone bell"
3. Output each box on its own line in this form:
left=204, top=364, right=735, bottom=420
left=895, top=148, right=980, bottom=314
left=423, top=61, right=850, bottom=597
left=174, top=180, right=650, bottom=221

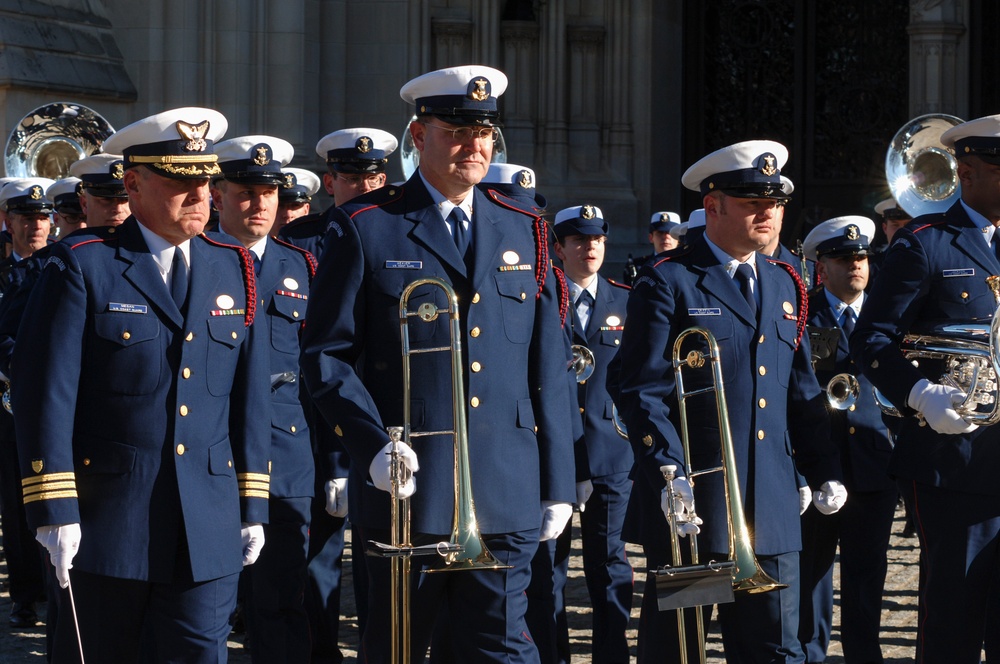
left=570, top=344, right=596, bottom=383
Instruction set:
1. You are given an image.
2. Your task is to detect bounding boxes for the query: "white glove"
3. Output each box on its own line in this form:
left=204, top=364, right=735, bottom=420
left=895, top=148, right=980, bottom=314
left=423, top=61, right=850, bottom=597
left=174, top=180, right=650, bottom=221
left=369, top=440, right=419, bottom=498
left=799, top=485, right=812, bottom=515
left=325, top=478, right=349, bottom=518
left=907, top=378, right=978, bottom=435
left=241, top=523, right=265, bottom=566
left=812, top=480, right=848, bottom=515
left=539, top=501, right=573, bottom=541
left=660, top=477, right=702, bottom=538
left=35, top=523, right=81, bottom=589
left=575, top=479, right=594, bottom=512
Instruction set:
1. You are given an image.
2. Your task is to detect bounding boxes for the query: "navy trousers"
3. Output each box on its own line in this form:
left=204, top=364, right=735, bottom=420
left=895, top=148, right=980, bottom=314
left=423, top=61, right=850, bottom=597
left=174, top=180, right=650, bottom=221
left=363, top=528, right=541, bottom=663
left=798, top=487, right=897, bottom=663
left=244, top=495, right=311, bottom=664
left=901, top=479, right=999, bottom=663
left=53, top=568, right=239, bottom=664
left=579, top=472, right=634, bottom=664
left=639, top=547, right=804, bottom=664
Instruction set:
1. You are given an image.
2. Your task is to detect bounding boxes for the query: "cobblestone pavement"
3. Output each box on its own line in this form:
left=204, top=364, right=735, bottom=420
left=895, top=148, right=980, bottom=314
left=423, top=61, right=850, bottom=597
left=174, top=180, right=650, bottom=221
left=0, top=505, right=922, bottom=662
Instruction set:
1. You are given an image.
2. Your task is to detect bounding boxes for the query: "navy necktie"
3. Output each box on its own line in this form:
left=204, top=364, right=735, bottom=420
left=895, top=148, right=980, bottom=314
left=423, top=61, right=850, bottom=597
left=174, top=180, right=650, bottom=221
left=170, top=248, right=189, bottom=312
left=450, top=207, right=470, bottom=258
left=841, top=307, right=856, bottom=339
left=734, top=263, right=757, bottom=319
left=576, top=290, right=595, bottom=334
left=253, top=253, right=262, bottom=276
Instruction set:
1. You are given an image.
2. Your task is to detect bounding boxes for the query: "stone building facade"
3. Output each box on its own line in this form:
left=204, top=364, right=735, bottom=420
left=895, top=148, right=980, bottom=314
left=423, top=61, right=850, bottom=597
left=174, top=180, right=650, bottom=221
left=0, top=0, right=991, bottom=262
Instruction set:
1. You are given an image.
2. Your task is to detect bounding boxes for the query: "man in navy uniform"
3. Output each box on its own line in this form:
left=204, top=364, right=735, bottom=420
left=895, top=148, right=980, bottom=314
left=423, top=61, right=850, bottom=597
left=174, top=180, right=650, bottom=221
left=300, top=65, right=575, bottom=663
left=212, top=135, right=317, bottom=663
left=48, top=177, right=86, bottom=239
left=851, top=113, right=1000, bottom=662
left=623, top=211, right=681, bottom=286
left=69, top=152, right=132, bottom=228
left=0, top=178, right=54, bottom=629
left=12, top=107, right=271, bottom=663
left=552, top=205, right=633, bottom=664
left=278, top=127, right=397, bottom=258
left=615, top=140, right=846, bottom=663
left=799, top=216, right=896, bottom=664
left=274, top=167, right=321, bottom=233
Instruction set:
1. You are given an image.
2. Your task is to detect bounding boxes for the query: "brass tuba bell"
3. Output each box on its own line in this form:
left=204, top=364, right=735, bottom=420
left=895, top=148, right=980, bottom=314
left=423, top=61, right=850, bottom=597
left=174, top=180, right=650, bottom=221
left=885, top=113, right=964, bottom=218
left=4, top=102, right=115, bottom=179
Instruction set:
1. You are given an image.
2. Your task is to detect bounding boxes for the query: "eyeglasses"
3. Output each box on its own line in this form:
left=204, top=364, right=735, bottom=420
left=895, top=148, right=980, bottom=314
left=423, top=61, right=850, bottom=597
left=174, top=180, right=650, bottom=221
left=335, top=173, right=385, bottom=187
left=422, top=123, right=498, bottom=143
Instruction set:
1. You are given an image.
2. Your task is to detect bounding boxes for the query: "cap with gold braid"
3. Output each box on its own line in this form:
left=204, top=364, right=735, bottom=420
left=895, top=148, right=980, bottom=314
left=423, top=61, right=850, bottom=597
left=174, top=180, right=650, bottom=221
left=103, top=107, right=228, bottom=179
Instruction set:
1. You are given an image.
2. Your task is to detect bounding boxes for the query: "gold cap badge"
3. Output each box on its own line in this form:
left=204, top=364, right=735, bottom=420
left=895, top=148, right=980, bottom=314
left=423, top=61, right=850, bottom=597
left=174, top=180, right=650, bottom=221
left=176, top=120, right=210, bottom=152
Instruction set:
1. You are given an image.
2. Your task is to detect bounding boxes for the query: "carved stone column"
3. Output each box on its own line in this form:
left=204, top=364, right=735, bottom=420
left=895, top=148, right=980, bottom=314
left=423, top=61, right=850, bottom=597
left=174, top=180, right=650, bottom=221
left=500, top=20, right=539, bottom=164
left=566, top=24, right=605, bottom=175
left=538, top=0, right=568, bottom=178
left=432, top=18, right=473, bottom=69
left=909, top=0, right=968, bottom=116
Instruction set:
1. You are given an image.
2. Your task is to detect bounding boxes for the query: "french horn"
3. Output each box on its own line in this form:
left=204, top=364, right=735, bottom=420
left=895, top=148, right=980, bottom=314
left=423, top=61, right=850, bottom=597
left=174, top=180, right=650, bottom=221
left=885, top=113, right=963, bottom=218
left=4, top=102, right=115, bottom=179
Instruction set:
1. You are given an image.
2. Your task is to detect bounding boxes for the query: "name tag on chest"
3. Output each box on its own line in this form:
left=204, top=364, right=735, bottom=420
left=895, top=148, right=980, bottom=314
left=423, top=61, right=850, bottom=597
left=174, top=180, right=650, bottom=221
left=386, top=260, right=422, bottom=269
left=688, top=307, right=721, bottom=316
left=108, top=302, right=148, bottom=314
left=943, top=268, right=975, bottom=278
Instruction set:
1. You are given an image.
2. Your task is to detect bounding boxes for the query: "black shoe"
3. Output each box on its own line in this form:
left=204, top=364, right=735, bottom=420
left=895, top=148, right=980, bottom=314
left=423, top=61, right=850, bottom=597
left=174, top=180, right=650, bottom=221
left=9, top=601, right=39, bottom=629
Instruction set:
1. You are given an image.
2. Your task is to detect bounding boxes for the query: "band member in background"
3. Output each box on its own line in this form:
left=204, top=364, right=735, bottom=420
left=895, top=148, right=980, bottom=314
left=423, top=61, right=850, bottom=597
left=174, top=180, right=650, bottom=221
left=851, top=114, right=1000, bottom=663
left=799, top=216, right=896, bottom=664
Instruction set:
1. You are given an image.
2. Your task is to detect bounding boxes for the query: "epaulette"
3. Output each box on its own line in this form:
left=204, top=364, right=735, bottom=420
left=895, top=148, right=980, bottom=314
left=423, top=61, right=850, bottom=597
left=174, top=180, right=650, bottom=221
left=347, top=184, right=406, bottom=220
left=651, top=244, right=695, bottom=268
left=66, top=225, right=118, bottom=251
left=485, top=188, right=548, bottom=297
left=606, top=278, right=631, bottom=291
left=766, top=258, right=808, bottom=349
left=271, top=236, right=318, bottom=282
left=198, top=233, right=257, bottom=327
left=552, top=265, right=570, bottom=326
left=278, top=211, right=325, bottom=238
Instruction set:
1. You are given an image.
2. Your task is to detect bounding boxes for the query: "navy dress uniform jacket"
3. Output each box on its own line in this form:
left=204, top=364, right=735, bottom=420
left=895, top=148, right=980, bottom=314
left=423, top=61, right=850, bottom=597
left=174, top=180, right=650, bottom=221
left=807, top=289, right=893, bottom=492
left=850, top=201, right=1000, bottom=493
left=258, top=238, right=316, bottom=498
left=12, top=218, right=271, bottom=583
left=278, top=211, right=328, bottom=260
left=616, top=238, right=841, bottom=557
left=300, top=175, right=576, bottom=536
left=572, top=276, right=632, bottom=480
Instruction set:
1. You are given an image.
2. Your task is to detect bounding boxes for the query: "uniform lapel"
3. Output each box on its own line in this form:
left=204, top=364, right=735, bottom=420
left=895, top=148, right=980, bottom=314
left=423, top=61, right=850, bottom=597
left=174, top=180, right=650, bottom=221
left=405, top=176, right=468, bottom=278
left=586, top=279, right=612, bottom=344
left=812, top=294, right=848, bottom=355
left=470, top=187, right=506, bottom=294
left=186, top=237, right=223, bottom=319
left=117, top=219, right=183, bottom=327
left=688, top=242, right=756, bottom=326
left=257, top=246, right=286, bottom=296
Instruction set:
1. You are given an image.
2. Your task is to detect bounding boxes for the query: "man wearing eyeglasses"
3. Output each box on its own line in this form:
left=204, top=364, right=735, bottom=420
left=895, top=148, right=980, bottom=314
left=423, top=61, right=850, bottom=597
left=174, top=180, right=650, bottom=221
left=301, top=65, right=575, bottom=663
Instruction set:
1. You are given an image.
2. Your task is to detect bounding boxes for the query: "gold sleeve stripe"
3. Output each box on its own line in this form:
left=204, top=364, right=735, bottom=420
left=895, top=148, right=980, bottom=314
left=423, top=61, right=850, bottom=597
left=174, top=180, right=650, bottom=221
left=239, top=481, right=270, bottom=492
left=23, top=490, right=79, bottom=504
left=240, top=489, right=270, bottom=499
left=236, top=472, right=270, bottom=482
left=24, top=480, right=77, bottom=495
left=22, top=472, right=76, bottom=487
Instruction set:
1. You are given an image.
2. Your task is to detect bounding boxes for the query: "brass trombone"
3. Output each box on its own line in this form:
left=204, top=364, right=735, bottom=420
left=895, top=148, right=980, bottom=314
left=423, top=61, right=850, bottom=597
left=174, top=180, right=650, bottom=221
left=654, top=326, right=786, bottom=664
left=570, top=344, right=595, bottom=382
left=370, top=277, right=509, bottom=664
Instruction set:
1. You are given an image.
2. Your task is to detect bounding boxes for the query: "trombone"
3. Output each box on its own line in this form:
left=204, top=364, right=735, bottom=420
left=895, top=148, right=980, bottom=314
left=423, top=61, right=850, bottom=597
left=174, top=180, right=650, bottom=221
left=369, top=276, right=509, bottom=664
left=655, top=326, right=786, bottom=664
left=570, top=344, right=595, bottom=382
